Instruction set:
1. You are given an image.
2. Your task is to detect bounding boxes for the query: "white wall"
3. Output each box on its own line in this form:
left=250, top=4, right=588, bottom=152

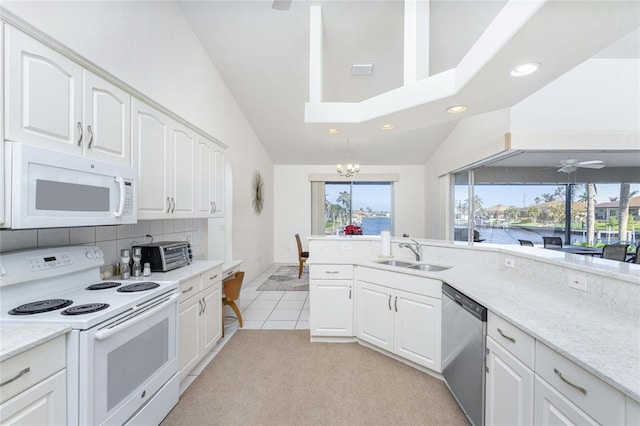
left=273, top=165, right=426, bottom=263
left=2, top=1, right=274, bottom=283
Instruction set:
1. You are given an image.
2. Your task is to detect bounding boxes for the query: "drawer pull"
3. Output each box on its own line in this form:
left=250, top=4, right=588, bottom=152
left=209, top=274, right=218, bottom=280
left=182, top=286, right=194, bottom=294
left=394, top=296, right=398, bottom=312
left=76, top=122, right=83, bottom=146
left=1, top=367, right=30, bottom=387
left=497, top=328, right=516, bottom=344
left=388, top=294, right=392, bottom=310
left=348, top=289, right=352, bottom=299
left=226, top=270, right=234, bottom=276
left=325, top=271, right=339, bottom=274
left=554, top=368, right=587, bottom=395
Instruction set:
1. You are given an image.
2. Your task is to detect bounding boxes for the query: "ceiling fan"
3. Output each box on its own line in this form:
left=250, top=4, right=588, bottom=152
left=557, top=159, right=605, bottom=173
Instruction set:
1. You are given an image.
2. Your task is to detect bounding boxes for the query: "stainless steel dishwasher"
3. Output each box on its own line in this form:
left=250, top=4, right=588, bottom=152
left=441, top=282, right=487, bottom=426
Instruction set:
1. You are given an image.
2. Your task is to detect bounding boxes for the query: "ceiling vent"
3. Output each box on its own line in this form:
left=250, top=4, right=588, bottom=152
left=351, top=63, right=374, bottom=76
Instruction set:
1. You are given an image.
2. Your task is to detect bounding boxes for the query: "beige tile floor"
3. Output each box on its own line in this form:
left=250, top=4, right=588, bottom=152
left=179, top=264, right=309, bottom=394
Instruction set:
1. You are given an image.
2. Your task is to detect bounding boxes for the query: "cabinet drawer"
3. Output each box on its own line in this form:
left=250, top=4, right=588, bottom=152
left=202, top=267, right=222, bottom=289
left=488, top=311, right=534, bottom=369
left=0, top=336, right=65, bottom=404
left=535, top=342, right=625, bottom=425
left=179, top=275, right=201, bottom=303
left=310, top=264, right=353, bottom=279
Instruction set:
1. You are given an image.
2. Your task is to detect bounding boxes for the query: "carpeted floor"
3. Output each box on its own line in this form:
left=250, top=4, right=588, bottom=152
left=161, top=330, right=468, bottom=426
left=255, top=264, right=309, bottom=291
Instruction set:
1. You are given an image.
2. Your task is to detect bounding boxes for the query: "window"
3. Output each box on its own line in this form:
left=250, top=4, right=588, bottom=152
left=453, top=170, right=639, bottom=246
left=313, top=182, right=393, bottom=236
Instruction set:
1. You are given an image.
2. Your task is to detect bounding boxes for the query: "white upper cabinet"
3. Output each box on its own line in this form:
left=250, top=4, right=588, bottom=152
left=4, top=25, right=131, bottom=166
left=133, top=98, right=172, bottom=219
left=196, top=134, right=226, bottom=218
left=83, top=71, right=131, bottom=165
left=5, top=25, right=82, bottom=152
left=170, top=122, right=196, bottom=217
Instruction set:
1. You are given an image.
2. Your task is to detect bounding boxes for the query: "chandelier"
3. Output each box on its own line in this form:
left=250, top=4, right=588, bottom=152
left=336, top=139, right=360, bottom=177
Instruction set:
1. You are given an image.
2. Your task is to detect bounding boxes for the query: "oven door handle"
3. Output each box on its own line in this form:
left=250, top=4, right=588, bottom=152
left=94, top=293, right=180, bottom=341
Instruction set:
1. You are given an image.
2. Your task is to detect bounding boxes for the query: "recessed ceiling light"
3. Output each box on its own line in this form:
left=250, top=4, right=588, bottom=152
left=327, top=128, right=339, bottom=134
left=446, top=105, right=467, bottom=114
left=380, top=124, right=394, bottom=130
left=510, top=62, right=540, bottom=77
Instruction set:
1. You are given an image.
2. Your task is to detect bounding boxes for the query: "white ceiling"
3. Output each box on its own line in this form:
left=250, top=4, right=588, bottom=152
left=177, top=0, right=640, bottom=168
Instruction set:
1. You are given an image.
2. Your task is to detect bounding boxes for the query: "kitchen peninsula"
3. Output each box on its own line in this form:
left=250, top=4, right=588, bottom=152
left=307, top=235, right=640, bottom=425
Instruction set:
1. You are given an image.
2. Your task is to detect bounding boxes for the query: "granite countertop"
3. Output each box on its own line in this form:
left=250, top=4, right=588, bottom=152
left=0, top=323, right=71, bottom=362
left=355, top=259, right=640, bottom=402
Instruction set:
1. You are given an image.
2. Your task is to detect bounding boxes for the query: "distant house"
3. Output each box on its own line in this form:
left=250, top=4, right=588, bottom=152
left=595, top=196, right=640, bottom=221
left=484, top=204, right=513, bottom=220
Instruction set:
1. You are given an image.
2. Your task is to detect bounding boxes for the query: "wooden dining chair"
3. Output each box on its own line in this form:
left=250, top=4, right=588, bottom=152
left=222, top=271, right=244, bottom=336
left=295, top=234, right=309, bottom=279
left=542, top=237, right=563, bottom=248
left=602, top=244, right=629, bottom=262
left=518, top=239, right=534, bottom=247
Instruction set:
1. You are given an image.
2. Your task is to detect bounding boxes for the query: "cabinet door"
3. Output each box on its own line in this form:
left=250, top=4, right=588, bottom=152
left=178, top=297, right=201, bottom=382
left=5, top=25, right=82, bottom=153
left=170, top=122, right=196, bottom=216
left=0, top=369, right=66, bottom=425
left=486, top=336, right=534, bottom=426
left=212, top=148, right=225, bottom=216
left=534, top=377, right=598, bottom=426
left=83, top=71, right=131, bottom=166
left=393, top=290, right=441, bottom=371
left=201, top=283, right=222, bottom=355
left=196, top=135, right=215, bottom=217
left=132, top=98, right=172, bottom=219
left=356, top=281, right=393, bottom=352
left=310, top=279, right=353, bottom=337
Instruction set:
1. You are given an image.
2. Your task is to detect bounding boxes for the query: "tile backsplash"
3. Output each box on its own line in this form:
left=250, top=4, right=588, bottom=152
left=0, top=219, right=207, bottom=267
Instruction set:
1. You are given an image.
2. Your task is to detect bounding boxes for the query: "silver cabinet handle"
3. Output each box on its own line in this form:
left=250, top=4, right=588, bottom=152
left=198, top=299, right=203, bottom=315
left=210, top=201, right=214, bottom=214
left=226, top=270, right=234, bottom=276
left=201, top=297, right=207, bottom=313
left=182, top=286, right=194, bottom=294
left=87, top=125, right=94, bottom=148
left=213, top=202, right=217, bottom=213
left=497, top=328, right=516, bottom=344
left=76, top=122, right=83, bottom=146
left=554, top=368, right=587, bottom=395
left=166, top=197, right=171, bottom=213
left=325, top=271, right=339, bottom=274
left=348, top=288, right=352, bottom=300
left=209, top=274, right=218, bottom=280
left=171, top=197, right=176, bottom=213
left=388, top=294, right=392, bottom=310
left=394, top=296, right=398, bottom=312
left=0, top=367, right=30, bottom=387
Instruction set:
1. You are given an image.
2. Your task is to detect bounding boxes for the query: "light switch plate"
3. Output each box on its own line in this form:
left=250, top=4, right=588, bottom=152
left=568, top=274, right=587, bottom=291
left=504, top=258, right=515, bottom=268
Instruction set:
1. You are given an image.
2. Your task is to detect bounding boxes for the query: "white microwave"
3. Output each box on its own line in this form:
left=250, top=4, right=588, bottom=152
left=3, top=143, right=137, bottom=229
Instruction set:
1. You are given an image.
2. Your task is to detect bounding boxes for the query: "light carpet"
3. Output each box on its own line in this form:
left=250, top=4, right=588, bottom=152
left=256, top=264, right=309, bottom=291
left=161, top=330, right=467, bottom=426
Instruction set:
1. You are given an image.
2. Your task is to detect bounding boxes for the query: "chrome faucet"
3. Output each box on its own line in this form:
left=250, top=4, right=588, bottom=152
left=399, top=239, right=422, bottom=261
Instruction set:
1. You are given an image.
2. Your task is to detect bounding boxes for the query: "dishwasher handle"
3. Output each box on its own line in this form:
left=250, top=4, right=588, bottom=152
left=442, top=282, right=487, bottom=321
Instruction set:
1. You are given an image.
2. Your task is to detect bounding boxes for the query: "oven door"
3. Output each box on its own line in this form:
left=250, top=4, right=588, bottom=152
left=79, top=292, right=179, bottom=426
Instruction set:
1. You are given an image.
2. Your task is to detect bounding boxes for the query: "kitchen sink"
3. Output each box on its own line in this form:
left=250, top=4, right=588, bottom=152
left=406, top=264, right=451, bottom=272
left=375, top=260, right=415, bottom=267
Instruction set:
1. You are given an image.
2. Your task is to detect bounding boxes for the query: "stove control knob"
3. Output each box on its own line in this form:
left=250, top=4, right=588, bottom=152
left=86, top=251, right=95, bottom=259
left=94, top=249, right=103, bottom=259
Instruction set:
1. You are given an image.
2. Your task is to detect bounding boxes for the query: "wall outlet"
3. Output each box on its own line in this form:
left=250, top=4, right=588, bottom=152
left=341, top=243, right=352, bottom=250
left=185, top=235, right=192, bottom=244
left=568, top=275, right=587, bottom=291
left=504, top=257, right=515, bottom=268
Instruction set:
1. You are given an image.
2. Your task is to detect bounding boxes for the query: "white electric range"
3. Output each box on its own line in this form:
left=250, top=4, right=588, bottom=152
left=0, top=245, right=180, bottom=425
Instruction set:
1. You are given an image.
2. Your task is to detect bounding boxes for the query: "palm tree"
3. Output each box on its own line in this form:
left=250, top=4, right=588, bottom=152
left=553, top=186, right=566, bottom=201
left=504, top=207, right=519, bottom=223
left=527, top=206, right=541, bottom=223
left=541, top=193, right=555, bottom=203
left=534, top=196, right=542, bottom=205
left=618, top=183, right=638, bottom=241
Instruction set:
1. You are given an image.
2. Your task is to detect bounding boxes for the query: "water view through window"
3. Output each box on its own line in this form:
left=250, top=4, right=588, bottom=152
left=455, top=183, right=640, bottom=246
left=324, top=182, right=392, bottom=235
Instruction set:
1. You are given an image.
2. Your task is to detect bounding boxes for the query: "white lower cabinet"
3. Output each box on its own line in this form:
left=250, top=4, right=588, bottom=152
left=0, top=336, right=66, bottom=425
left=534, top=376, right=598, bottom=425
left=485, top=336, right=534, bottom=426
left=355, top=270, right=441, bottom=371
left=309, top=264, right=353, bottom=338
left=178, top=267, right=222, bottom=381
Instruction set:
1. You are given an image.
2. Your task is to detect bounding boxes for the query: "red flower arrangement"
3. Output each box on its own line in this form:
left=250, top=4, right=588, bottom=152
left=344, top=225, right=363, bottom=235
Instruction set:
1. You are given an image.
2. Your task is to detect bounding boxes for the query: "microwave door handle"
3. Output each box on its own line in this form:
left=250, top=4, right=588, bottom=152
left=113, top=177, right=126, bottom=217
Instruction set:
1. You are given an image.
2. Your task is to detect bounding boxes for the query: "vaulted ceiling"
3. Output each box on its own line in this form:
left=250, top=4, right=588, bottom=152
left=178, top=1, right=639, bottom=168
